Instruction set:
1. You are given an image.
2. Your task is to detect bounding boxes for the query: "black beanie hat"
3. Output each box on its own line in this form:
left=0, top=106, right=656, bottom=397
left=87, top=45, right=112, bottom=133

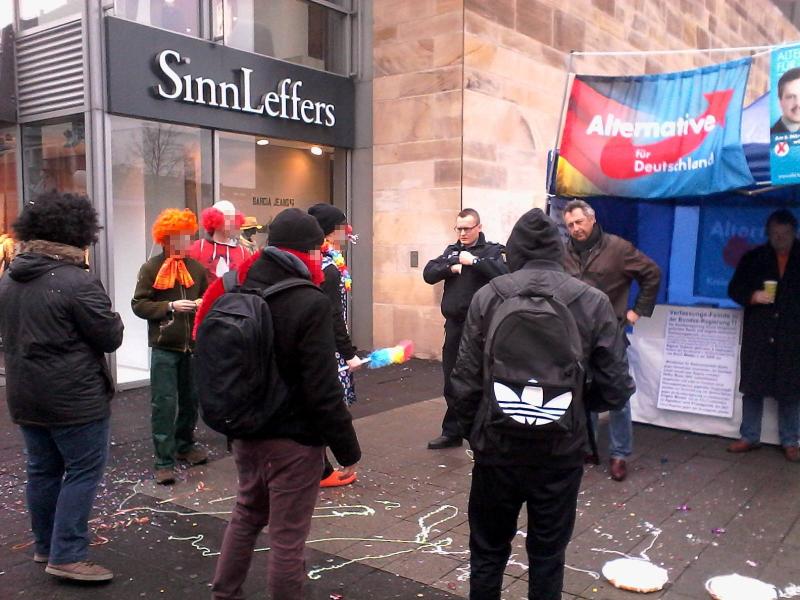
left=268, top=208, right=324, bottom=252
left=308, top=203, right=346, bottom=236
left=505, top=208, right=564, bottom=272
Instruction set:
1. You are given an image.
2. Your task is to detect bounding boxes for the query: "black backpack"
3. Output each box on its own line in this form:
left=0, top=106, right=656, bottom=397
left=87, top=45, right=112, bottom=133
left=482, top=276, right=585, bottom=439
left=194, top=270, right=317, bottom=438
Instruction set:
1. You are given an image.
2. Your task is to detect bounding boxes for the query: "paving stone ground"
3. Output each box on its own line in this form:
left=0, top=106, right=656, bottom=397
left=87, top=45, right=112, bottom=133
left=1, top=358, right=799, bottom=599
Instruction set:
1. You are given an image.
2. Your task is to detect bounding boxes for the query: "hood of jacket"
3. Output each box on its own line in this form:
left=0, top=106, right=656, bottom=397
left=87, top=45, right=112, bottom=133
left=8, top=240, right=87, bottom=283
left=505, top=209, right=564, bottom=271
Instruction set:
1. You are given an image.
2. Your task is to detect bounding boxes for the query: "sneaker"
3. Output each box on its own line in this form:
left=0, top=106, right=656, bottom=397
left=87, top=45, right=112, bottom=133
left=320, top=470, right=357, bottom=488
left=154, top=468, right=176, bottom=485
left=45, top=561, right=113, bottom=582
left=176, top=447, right=208, bottom=466
left=33, top=553, right=48, bottom=564
left=783, top=446, right=800, bottom=463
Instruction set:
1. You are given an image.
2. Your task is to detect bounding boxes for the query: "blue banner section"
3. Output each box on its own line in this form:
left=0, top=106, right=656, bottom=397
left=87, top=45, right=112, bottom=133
left=695, top=205, right=800, bottom=298
left=770, top=45, right=800, bottom=185
left=558, top=59, right=754, bottom=198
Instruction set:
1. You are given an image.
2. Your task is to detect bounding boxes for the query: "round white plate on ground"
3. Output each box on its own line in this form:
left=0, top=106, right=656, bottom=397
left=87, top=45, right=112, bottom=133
left=705, top=574, right=777, bottom=600
left=601, top=557, right=669, bottom=593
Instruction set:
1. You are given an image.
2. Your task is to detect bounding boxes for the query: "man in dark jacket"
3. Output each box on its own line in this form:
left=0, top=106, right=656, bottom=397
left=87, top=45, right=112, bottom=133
left=450, top=208, right=634, bottom=600
left=197, top=208, right=361, bottom=600
left=727, top=209, right=800, bottom=462
left=132, top=208, right=209, bottom=485
left=0, top=192, right=124, bottom=582
left=423, top=208, right=508, bottom=449
left=562, top=199, right=661, bottom=481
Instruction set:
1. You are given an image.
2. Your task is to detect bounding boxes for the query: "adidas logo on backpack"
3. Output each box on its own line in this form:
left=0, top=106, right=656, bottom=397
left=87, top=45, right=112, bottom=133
left=483, top=275, right=585, bottom=438
left=493, top=379, right=573, bottom=426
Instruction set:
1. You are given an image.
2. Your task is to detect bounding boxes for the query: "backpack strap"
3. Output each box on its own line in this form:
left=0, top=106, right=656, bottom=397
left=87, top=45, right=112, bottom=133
left=221, top=269, right=240, bottom=292
left=260, top=277, right=319, bottom=299
left=489, top=275, right=522, bottom=300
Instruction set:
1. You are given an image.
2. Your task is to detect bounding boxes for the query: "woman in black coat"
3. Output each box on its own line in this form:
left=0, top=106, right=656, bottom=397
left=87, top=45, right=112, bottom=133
left=308, top=204, right=365, bottom=487
left=0, top=192, right=124, bottom=580
left=727, top=209, right=800, bottom=462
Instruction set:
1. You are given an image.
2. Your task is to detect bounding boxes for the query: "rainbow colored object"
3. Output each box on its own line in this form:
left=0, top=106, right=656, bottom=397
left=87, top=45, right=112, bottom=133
left=366, top=340, right=414, bottom=369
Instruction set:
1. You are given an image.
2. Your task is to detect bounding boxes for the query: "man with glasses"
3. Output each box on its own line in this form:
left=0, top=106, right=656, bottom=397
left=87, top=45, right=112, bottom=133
left=423, top=208, right=508, bottom=450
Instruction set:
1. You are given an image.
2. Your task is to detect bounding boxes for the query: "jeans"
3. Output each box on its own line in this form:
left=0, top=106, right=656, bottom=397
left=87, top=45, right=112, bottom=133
left=591, top=400, right=633, bottom=459
left=211, top=439, right=325, bottom=600
left=440, top=319, right=464, bottom=438
left=468, top=462, right=583, bottom=600
left=20, top=418, right=110, bottom=565
left=150, top=348, right=199, bottom=469
left=739, top=395, right=800, bottom=448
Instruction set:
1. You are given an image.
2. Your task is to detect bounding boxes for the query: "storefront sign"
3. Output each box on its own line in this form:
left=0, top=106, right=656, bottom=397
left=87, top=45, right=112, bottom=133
left=105, top=17, right=354, bottom=148
left=557, top=59, right=754, bottom=198
left=153, top=50, right=337, bottom=127
left=657, top=307, right=741, bottom=418
left=769, top=43, right=800, bottom=185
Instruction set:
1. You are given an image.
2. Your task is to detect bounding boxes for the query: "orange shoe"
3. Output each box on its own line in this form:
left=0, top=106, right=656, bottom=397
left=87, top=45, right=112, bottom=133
left=320, top=470, right=356, bottom=488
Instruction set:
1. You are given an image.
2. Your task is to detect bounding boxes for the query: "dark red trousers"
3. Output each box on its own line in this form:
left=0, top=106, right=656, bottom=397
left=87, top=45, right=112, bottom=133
left=211, top=438, right=324, bottom=600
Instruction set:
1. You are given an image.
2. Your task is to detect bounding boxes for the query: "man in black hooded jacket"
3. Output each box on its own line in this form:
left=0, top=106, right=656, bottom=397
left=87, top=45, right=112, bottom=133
left=450, top=208, right=634, bottom=600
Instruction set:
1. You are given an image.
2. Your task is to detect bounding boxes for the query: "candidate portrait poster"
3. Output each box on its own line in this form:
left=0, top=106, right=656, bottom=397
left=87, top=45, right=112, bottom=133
left=557, top=58, right=754, bottom=199
left=770, top=44, right=800, bottom=185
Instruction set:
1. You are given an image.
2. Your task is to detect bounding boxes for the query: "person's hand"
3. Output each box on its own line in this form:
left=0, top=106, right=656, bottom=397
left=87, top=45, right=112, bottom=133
left=346, top=356, right=365, bottom=372
left=626, top=309, right=640, bottom=325
left=450, top=263, right=462, bottom=275
left=459, top=251, right=477, bottom=266
left=171, top=299, right=198, bottom=313
left=751, top=290, right=774, bottom=304
left=339, top=463, right=358, bottom=479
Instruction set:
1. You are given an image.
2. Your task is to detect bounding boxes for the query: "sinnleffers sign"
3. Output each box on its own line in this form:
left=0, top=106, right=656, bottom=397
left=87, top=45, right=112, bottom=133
left=105, top=17, right=354, bottom=148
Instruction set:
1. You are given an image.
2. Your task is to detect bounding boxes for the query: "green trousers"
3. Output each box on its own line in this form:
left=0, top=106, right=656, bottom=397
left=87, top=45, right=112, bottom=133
left=150, top=348, right=198, bottom=469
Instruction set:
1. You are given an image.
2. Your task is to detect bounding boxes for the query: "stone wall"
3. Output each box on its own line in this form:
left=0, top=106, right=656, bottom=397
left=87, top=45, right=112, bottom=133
left=372, top=0, right=465, bottom=355
left=373, top=0, right=800, bottom=358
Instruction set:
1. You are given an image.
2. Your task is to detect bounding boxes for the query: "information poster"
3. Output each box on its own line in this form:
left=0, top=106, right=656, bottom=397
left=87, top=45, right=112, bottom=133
left=657, top=308, right=742, bottom=417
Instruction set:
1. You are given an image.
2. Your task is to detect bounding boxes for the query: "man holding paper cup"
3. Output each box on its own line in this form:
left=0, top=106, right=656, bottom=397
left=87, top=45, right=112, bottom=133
left=728, top=209, right=800, bottom=462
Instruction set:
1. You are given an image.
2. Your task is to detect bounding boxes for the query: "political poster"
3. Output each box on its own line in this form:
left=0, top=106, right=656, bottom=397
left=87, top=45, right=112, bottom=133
left=770, top=44, right=800, bottom=185
left=557, top=58, right=754, bottom=198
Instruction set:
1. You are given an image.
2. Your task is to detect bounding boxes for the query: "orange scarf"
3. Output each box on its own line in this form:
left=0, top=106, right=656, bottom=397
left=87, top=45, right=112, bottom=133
left=153, top=257, right=195, bottom=290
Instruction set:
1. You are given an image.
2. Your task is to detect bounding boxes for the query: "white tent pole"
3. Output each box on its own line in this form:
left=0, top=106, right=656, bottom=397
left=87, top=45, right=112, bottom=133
left=553, top=51, right=574, bottom=153
left=572, top=41, right=798, bottom=58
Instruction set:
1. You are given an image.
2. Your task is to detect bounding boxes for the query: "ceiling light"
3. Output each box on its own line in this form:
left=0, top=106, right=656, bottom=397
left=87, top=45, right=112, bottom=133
left=256, top=139, right=269, bottom=146
left=310, top=146, right=323, bottom=156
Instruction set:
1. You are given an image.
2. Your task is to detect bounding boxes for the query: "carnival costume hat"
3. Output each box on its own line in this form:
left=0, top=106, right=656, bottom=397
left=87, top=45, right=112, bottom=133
left=152, top=208, right=198, bottom=246
left=151, top=208, right=198, bottom=290
left=201, top=200, right=245, bottom=234
left=241, top=216, right=265, bottom=232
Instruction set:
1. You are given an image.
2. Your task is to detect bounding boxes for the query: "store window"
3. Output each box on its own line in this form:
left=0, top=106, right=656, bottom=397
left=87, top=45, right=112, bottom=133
left=18, top=0, right=83, bottom=31
left=110, top=116, right=212, bottom=383
left=213, top=0, right=349, bottom=75
left=21, top=118, right=86, bottom=202
left=115, top=0, right=201, bottom=37
left=0, top=128, right=18, bottom=275
left=217, top=132, right=335, bottom=235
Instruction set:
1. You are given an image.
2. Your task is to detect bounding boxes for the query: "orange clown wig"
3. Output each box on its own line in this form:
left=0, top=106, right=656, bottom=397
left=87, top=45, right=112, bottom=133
left=152, top=208, right=198, bottom=246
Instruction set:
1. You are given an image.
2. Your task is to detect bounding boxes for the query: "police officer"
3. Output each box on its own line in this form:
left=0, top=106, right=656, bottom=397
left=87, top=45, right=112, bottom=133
left=423, top=208, right=508, bottom=449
